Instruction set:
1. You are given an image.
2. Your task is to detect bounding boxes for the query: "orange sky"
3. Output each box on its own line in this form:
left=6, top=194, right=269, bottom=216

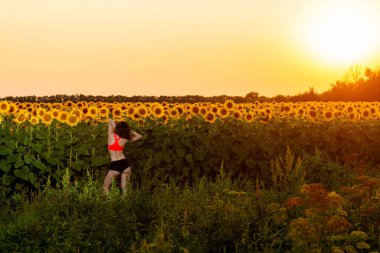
left=1, top=0, right=380, bottom=98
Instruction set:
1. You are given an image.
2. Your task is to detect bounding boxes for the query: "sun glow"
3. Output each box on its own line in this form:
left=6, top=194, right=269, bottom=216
left=301, top=2, right=377, bottom=65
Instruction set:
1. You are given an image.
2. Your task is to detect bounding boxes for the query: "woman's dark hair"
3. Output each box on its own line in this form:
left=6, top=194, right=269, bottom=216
left=114, top=121, right=132, bottom=141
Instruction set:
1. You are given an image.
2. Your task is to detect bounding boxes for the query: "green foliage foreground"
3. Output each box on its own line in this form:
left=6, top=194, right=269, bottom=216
left=1, top=117, right=380, bottom=252
left=1, top=168, right=380, bottom=253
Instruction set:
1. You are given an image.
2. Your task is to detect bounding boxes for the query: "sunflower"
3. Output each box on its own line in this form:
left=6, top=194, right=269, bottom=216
left=75, top=101, right=84, bottom=108
left=348, top=112, right=358, bottom=121
left=345, top=105, right=354, bottom=114
left=8, top=103, right=16, bottom=115
left=204, top=112, right=216, bottom=123
left=232, top=110, right=242, bottom=120
left=26, top=106, right=34, bottom=114
left=120, top=103, right=128, bottom=111
left=0, top=101, right=10, bottom=114
left=36, top=108, right=46, bottom=118
left=99, top=107, right=109, bottom=117
left=160, top=114, right=169, bottom=123
left=132, top=113, right=141, bottom=121
left=51, top=109, right=60, bottom=119
left=58, top=111, right=69, bottom=123
left=151, top=104, right=165, bottom=118
left=361, top=109, right=370, bottom=120
left=127, top=106, right=137, bottom=118
left=174, top=105, right=185, bottom=116
left=323, top=110, right=334, bottom=121
left=224, top=100, right=235, bottom=110
left=70, top=108, right=83, bottom=119
left=64, top=100, right=74, bottom=108
left=297, top=108, right=305, bottom=118
left=168, top=108, right=180, bottom=119
left=244, top=113, right=255, bottom=122
left=42, top=112, right=54, bottom=125
left=236, top=104, right=244, bottom=111
left=88, top=106, right=98, bottom=117
left=81, top=106, right=89, bottom=116
left=307, top=109, right=318, bottom=120
left=112, top=107, right=123, bottom=119
left=13, top=111, right=29, bottom=124
left=137, top=106, right=149, bottom=118
left=210, top=105, right=219, bottom=114
left=190, top=104, right=200, bottom=116
left=217, top=107, right=229, bottom=118
left=29, top=116, right=39, bottom=125
left=67, top=113, right=79, bottom=126
left=282, top=105, right=291, bottom=113
left=369, top=107, right=377, bottom=117
left=199, top=106, right=208, bottom=116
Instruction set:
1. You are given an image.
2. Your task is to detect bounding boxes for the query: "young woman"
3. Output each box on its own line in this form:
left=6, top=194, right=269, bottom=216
left=103, top=118, right=142, bottom=194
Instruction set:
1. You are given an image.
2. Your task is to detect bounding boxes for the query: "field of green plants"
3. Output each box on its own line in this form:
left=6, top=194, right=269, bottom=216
left=1, top=114, right=380, bottom=252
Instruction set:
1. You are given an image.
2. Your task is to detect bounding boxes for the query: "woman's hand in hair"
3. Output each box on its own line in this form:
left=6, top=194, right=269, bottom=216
left=129, top=130, right=142, bottom=142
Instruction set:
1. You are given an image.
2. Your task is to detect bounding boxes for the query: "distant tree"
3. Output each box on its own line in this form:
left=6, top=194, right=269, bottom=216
left=272, top=94, right=289, bottom=102
left=343, top=64, right=367, bottom=84
left=245, top=91, right=259, bottom=101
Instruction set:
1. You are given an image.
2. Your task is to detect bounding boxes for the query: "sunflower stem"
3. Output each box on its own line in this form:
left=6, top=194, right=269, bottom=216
left=48, top=124, right=51, bottom=156
left=69, top=131, right=73, bottom=168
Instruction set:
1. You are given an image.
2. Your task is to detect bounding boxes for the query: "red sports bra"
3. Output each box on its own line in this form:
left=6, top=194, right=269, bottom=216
left=108, top=133, right=124, bottom=151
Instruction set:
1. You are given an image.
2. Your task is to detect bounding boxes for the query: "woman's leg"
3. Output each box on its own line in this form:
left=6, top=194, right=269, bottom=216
left=120, top=167, right=132, bottom=192
left=103, top=170, right=120, bottom=193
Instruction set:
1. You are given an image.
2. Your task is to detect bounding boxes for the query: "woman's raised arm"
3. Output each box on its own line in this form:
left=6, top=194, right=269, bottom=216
left=129, top=130, right=142, bottom=142
left=108, top=118, right=116, bottom=136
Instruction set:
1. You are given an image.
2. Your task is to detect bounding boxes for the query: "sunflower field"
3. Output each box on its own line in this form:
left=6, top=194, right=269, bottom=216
left=1, top=99, right=380, bottom=252
left=1, top=100, right=380, bottom=125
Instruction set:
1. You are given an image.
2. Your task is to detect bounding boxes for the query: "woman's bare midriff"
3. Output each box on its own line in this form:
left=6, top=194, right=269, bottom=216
left=109, top=150, right=125, bottom=162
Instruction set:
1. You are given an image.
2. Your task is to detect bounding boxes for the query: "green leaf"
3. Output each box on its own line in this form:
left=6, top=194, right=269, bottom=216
left=183, top=167, right=189, bottom=176
left=175, top=148, right=186, bottom=158
left=7, top=154, right=22, bottom=164
left=14, top=159, right=24, bottom=168
left=14, top=167, right=29, bottom=181
left=182, top=139, right=192, bottom=148
left=72, top=161, right=85, bottom=171
left=28, top=173, right=37, bottom=185
left=23, top=138, right=31, bottom=146
left=185, top=153, right=194, bottom=166
left=76, top=146, right=89, bottom=156
left=0, top=147, right=13, bottom=156
left=32, top=160, right=46, bottom=170
left=35, top=132, right=46, bottom=140
left=0, top=160, right=11, bottom=173
left=1, top=175, right=14, bottom=186
left=91, top=156, right=108, bottom=167
left=31, top=143, right=43, bottom=153
left=8, top=140, right=17, bottom=150
left=153, top=152, right=164, bottom=165
left=194, top=148, right=206, bottom=161
left=163, top=151, right=171, bottom=163
left=24, top=154, right=35, bottom=164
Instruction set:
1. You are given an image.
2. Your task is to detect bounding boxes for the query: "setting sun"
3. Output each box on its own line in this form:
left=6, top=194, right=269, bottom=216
left=300, top=1, right=377, bottom=65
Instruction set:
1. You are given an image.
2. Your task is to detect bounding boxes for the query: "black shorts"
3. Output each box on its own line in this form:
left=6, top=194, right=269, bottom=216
left=109, top=159, right=130, bottom=173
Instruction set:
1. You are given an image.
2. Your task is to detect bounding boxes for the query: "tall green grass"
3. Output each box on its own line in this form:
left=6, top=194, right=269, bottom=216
left=1, top=157, right=379, bottom=252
